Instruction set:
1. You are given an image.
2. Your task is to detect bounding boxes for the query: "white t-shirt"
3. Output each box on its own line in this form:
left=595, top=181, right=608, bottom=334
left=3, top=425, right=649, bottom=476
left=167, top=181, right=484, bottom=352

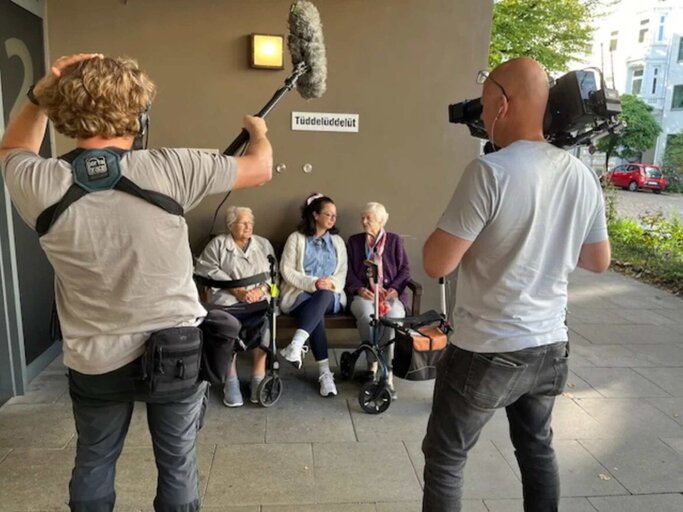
left=437, top=140, right=608, bottom=353
left=1, top=148, right=236, bottom=374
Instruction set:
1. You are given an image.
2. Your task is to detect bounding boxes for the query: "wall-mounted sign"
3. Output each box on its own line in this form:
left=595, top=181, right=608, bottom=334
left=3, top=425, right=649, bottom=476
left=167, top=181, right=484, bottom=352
left=291, top=111, right=359, bottom=132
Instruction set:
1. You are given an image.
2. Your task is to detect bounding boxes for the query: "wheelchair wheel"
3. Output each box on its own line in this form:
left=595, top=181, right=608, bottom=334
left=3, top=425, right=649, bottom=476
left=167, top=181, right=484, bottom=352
left=339, top=351, right=354, bottom=380
left=257, top=375, right=283, bottom=407
left=358, top=381, right=392, bottom=414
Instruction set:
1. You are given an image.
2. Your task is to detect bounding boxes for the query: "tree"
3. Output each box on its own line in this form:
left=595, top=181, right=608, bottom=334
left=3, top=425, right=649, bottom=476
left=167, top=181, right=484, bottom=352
left=662, top=133, right=683, bottom=193
left=490, top=0, right=604, bottom=73
left=595, top=94, right=662, bottom=171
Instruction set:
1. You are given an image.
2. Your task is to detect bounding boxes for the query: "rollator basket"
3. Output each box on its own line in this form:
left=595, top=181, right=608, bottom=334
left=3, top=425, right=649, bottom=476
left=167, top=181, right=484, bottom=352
left=392, top=318, right=448, bottom=381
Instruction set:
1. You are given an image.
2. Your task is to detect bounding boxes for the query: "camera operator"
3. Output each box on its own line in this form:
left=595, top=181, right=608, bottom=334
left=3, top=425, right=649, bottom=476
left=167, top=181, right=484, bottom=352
left=0, top=53, right=272, bottom=511
left=421, top=57, right=610, bottom=512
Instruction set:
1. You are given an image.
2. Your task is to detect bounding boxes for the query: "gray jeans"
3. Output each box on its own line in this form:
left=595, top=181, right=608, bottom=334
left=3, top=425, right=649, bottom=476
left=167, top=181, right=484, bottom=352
left=68, top=359, right=207, bottom=512
left=422, top=341, right=569, bottom=512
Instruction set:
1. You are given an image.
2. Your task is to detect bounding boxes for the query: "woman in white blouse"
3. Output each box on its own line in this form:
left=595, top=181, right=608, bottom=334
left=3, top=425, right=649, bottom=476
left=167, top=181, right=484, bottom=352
left=195, top=206, right=276, bottom=407
left=279, top=193, right=348, bottom=398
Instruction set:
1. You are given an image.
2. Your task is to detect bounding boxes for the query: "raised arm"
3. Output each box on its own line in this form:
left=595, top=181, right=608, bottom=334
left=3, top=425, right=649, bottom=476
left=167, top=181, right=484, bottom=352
left=232, top=116, right=273, bottom=190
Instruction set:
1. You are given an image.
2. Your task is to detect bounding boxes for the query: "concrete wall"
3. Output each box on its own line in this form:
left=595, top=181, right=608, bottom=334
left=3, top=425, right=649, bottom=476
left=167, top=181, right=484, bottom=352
left=45, top=0, right=493, bottom=309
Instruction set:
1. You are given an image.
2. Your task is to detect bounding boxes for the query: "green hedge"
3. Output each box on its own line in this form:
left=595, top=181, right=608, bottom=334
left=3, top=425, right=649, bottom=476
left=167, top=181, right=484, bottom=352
left=607, top=211, right=683, bottom=295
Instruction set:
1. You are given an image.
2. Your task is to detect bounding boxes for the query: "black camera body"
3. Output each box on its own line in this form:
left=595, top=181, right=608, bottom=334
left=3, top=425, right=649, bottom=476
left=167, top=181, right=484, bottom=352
left=448, top=69, right=622, bottom=149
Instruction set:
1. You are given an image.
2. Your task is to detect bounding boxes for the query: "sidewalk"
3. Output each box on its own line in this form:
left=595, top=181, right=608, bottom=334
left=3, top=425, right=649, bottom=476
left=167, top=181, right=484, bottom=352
left=1, top=269, right=682, bottom=511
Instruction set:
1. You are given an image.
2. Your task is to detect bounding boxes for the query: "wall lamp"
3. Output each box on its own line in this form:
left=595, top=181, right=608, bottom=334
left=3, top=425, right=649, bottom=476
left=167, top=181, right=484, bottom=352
left=250, top=33, right=284, bottom=70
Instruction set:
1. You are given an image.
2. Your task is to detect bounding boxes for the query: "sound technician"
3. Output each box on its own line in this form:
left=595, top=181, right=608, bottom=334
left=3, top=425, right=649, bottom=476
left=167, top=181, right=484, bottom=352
left=421, top=57, right=611, bottom=512
left=0, top=54, right=272, bottom=511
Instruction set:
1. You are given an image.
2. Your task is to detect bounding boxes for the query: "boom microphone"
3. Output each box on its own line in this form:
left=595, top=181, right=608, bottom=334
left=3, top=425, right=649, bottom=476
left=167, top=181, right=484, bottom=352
left=223, top=0, right=327, bottom=155
left=288, top=0, right=327, bottom=99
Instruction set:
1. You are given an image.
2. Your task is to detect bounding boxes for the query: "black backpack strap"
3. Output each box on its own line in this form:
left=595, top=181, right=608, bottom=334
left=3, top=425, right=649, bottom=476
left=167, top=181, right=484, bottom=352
left=115, top=176, right=184, bottom=217
left=36, top=148, right=184, bottom=236
left=194, top=272, right=269, bottom=290
left=35, top=184, right=88, bottom=236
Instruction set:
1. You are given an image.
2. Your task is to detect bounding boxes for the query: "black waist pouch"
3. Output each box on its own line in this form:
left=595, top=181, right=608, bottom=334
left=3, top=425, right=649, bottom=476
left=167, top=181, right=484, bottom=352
left=141, top=326, right=203, bottom=398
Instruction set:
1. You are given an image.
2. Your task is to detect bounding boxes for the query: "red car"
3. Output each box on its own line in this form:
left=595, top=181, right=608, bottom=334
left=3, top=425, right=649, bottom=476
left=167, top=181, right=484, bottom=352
left=608, top=163, right=666, bottom=194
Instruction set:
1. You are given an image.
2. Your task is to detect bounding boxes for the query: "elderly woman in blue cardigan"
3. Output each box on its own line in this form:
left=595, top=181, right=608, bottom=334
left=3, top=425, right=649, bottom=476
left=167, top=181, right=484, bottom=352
left=346, top=202, right=410, bottom=398
left=279, top=193, right=348, bottom=397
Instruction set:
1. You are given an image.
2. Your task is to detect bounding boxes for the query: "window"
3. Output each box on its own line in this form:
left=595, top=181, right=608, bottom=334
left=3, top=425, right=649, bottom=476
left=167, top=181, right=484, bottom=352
left=639, top=19, right=649, bottom=43
left=673, top=85, right=683, bottom=109
left=631, top=67, right=644, bottom=95
left=679, top=37, right=683, bottom=61
left=652, top=67, right=659, bottom=94
left=657, top=15, right=666, bottom=41
left=609, top=31, right=618, bottom=51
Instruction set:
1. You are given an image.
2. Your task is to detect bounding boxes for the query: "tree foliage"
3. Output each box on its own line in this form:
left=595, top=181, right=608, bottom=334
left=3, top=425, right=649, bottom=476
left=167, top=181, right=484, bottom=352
left=595, top=94, right=662, bottom=170
left=490, top=0, right=602, bottom=73
left=663, top=133, right=683, bottom=174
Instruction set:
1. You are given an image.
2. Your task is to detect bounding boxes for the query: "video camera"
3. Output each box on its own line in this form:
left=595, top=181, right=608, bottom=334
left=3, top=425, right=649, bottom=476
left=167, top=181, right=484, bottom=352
left=448, top=69, right=622, bottom=149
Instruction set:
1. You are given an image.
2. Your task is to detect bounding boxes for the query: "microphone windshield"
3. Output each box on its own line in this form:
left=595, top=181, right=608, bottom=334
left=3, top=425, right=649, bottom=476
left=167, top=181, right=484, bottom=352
left=288, top=1, right=327, bottom=99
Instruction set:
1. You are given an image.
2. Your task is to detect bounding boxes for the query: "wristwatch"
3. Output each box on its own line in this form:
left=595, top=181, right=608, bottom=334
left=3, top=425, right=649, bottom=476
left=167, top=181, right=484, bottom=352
left=26, top=85, right=40, bottom=106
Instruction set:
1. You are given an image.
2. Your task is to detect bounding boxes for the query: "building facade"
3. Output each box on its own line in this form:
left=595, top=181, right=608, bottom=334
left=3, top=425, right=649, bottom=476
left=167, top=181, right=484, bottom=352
left=585, top=0, right=683, bottom=165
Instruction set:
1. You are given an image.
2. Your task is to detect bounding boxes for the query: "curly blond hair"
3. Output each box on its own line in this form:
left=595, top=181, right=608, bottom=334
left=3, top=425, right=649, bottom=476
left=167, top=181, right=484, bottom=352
left=40, top=56, right=156, bottom=139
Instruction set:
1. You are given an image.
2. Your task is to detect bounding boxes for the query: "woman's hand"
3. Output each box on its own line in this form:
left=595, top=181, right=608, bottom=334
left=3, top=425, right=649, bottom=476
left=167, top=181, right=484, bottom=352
left=358, top=287, right=374, bottom=300
left=385, top=288, right=399, bottom=301
left=244, top=287, right=265, bottom=303
left=315, top=277, right=335, bottom=290
left=231, top=287, right=248, bottom=302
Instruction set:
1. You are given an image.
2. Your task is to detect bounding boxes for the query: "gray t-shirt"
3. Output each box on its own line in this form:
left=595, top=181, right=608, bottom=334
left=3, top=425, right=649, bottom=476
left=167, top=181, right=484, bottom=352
left=437, top=140, right=607, bottom=353
left=1, top=148, right=236, bottom=374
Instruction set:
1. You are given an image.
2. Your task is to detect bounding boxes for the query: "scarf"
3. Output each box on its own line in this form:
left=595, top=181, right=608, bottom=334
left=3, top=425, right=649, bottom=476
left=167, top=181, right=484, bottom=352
left=365, top=229, right=389, bottom=316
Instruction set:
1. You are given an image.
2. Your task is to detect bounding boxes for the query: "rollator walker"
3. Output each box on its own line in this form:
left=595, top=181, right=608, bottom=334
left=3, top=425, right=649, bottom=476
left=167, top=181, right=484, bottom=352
left=194, top=255, right=284, bottom=407
left=339, top=261, right=451, bottom=414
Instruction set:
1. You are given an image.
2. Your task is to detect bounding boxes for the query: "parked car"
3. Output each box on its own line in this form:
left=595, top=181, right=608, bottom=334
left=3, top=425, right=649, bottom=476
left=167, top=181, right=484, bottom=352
left=608, top=163, right=666, bottom=194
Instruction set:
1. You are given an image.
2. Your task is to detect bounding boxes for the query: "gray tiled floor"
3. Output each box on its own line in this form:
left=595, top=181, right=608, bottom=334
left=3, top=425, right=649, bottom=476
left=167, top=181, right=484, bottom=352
left=0, top=268, right=682, bottom=511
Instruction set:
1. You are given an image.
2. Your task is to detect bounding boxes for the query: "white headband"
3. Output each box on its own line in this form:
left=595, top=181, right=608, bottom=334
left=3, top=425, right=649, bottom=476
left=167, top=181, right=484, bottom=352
left=306, top=193, right=324, bottom=206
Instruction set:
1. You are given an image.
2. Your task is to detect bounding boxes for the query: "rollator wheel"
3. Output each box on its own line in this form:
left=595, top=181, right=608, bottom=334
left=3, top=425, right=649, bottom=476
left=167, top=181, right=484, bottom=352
left=257, top=375, right=283, bottom=407
left=358, top=381, right=392, bottom=414
left=339, top=351, right=354, bottom=380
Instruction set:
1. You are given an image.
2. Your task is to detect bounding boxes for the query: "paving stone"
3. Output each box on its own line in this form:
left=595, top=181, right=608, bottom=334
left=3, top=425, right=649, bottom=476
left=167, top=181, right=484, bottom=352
left=571, top=367, right=670, bottom=398
left=563, top=372, right=602, bottom=399
left=376, top=501, right=488, bottom=512
left=5, top=371, right=69, bottom=405
left=580, top=438, right=683, bottom=494
left=569, top=324, right=680, bottom=345
left=0, top=447, right=74, bottom=510
left=263, top=504, right=374, bottom=512
left=201, top=507, right=260, bottom=512
left=0, top=448, right=10, bottom=464
left=551, top=397, right=604, bottom=440
left=612, top=308, right=678, bottom=326
left=632, top=367, right=683, bottom=397
left=203, top=443, right=315, bottom=506
left=647, top=397, right=683, bottom=426
left=115, top=443, right=214, bottom=509
left=660, top=437, right=683, bottom=455
left=313, top=441, right=422, bottom=503
left=588, top=493, right=683, bottom=511
left=0, top=404, right=75, bottom=449
left=350, top=397, right=431, bottom=443
left=574, top=398, right=683, bottom=438
left=495, top=439, right=627, bottom=497
left=623, top=344, right=683, bottom=367
left=198, top=399, right=267, bottom=445
left=566, top=307, right=629, bottom=325
left=570, top=344, right=650, bottom=368
left=485, top=497, right=599, bottom=511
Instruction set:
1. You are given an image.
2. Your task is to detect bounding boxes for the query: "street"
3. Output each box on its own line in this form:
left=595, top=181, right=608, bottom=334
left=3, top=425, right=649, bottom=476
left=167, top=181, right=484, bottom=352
left=611, top=189, right=683, bottom=221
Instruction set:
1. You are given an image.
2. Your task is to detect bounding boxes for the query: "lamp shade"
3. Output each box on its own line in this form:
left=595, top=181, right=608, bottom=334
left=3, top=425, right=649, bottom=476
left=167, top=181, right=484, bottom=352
left=250, top=33, right=284, bottom=69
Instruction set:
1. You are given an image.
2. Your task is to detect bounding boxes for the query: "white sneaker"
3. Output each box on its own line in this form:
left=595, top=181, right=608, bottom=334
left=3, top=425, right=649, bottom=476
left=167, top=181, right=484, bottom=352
left=280, top=343, right=309, bottom=369
left=222, top=378, right=243, bottom=407
left=319, top=371, right=338, bottom=397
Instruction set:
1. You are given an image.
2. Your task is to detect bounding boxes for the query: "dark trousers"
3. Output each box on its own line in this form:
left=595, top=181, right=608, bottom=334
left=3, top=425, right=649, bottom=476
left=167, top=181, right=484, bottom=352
left=422, top=342, right=569, bottom=512
left=68, top=359, right=206, bottom=512
left=290, top=289, right=336, bottom=361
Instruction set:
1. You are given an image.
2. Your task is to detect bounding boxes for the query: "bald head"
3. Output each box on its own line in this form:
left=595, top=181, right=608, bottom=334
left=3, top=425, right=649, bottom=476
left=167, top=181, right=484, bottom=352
left=490, top=57, right=549, bottom=131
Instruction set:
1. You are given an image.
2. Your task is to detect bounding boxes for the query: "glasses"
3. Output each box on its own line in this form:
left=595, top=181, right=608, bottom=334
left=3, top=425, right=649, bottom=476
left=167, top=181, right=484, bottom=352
left=476, top=70, right=509, bottom=101
left=319, top=212, right=337, bottom=220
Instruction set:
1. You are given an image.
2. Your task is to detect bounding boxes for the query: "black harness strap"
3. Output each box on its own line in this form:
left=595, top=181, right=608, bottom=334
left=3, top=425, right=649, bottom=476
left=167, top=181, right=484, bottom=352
left=35, top=148, right=184, bottom=237
left=194, top=272, right=269, bottom=290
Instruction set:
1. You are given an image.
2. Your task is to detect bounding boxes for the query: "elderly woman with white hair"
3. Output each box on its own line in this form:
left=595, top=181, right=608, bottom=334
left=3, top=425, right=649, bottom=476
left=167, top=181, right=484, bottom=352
left=345, top=202, right=411, bottom=398
left=195, top=206, right=276, bottom=407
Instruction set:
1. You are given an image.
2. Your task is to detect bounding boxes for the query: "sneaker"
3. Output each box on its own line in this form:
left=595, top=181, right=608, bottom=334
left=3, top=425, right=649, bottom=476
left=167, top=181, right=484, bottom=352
left=280, top=343, right=309, bottom=369
left=222, top=378, right=244, bottom=407
left=319, top=371, right=338, bottom=397
left=250, top=377, right=264, bottom=404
